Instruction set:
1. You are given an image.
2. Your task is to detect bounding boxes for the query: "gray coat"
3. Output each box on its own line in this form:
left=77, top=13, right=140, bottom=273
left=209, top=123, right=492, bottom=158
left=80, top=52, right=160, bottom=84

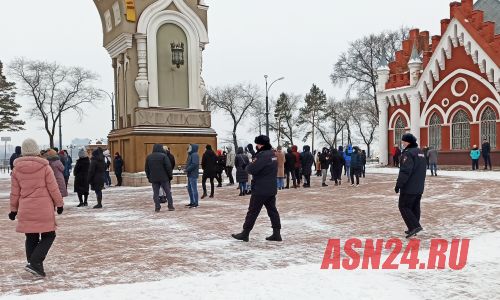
left=427, top=149, right=438, bottom=164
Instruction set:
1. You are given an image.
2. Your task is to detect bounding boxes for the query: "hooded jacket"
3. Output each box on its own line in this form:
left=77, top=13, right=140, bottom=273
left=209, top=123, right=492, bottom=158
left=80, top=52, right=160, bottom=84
left=185, top=144, right=200, bottom=178
left=470, top=148, right=481, bottom=160
left=396, top=142, right=427, bottom=195
left=300, top=146, right=314, bottom=175
left=88, top=148, right=106, bottom=191
left=10, top=146, right=22, bottom=170
left=350, top=148, right=362, bottom=169
left=46, top=154, right=68, bottom=197
left=235, top=147, right=250, bottom=183
left=344, top=145, right=353, bottom=164
left=284, top=148, right=296, bottom=172
left=10, top=156, right=64, bottom=233
left=319, top=148, right=330, bottom=170
left=202, top=145, right=218, bottom=178
left=226, top=146, right=235, bottom=167
left=145, top=144, right=173, bottom=183
left=73, top=156, right=90, bottom=194
left=291, top=145, right=301, bottom=168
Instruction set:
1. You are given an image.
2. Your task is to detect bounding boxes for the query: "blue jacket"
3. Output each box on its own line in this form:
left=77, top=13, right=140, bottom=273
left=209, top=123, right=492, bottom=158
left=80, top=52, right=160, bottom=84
left=185, top=144, right=200, bottom=178
left=470, top=149, right=481, bottom=160
left=344, top=145, right=353, bottom=164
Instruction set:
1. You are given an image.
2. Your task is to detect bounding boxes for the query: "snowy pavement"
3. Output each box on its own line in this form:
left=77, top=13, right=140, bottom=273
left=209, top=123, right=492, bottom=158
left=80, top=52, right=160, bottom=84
left=0, top=169, right=499, bottom=299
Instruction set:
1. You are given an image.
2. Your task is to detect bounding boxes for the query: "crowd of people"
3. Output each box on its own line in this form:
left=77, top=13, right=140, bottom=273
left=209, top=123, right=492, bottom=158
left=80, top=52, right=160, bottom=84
left=4, top=131, right=492, bottom=278
left=392, top=137, right=494, bottom=174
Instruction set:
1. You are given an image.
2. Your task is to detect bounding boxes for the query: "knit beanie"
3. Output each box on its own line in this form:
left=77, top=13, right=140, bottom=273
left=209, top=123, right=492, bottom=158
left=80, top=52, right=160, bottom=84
left=21, top=138, right=40, bottom=156
left=78, top=148, right=87, bottom=158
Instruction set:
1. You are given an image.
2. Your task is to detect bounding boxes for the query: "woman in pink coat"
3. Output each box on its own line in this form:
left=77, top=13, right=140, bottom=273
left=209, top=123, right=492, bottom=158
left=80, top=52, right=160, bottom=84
left=43, top=149, right=68, bottom=197
left=8, top=138, right=64, bottom=277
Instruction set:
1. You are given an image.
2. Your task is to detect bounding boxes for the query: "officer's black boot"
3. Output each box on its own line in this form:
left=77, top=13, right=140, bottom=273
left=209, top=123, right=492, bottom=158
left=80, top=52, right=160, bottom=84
left=231, top=230, right=250, bottom=242
left=266, top=228, right=282, bottom=242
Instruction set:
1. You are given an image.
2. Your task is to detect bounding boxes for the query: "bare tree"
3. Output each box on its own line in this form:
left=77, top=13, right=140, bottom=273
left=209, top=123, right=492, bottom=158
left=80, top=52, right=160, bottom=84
left=315, top=99, right=346, bottom=148
left=350, top=99, right=378, bottom=157
left=249, top=98, right=266, bottom=136
left=330, top=28, right=408, bottom=116
left=207, top=83, right=261, bottom=149
left=9, top=58, right=102, bottom=148
left=272, top=93, right=301, bottom=147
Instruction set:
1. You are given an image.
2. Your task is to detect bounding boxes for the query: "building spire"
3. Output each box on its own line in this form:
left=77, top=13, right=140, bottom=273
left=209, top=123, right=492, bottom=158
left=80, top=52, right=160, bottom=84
left=377, top=49, right=389, bottom=71
left=408, top=40, right=422, bottom=64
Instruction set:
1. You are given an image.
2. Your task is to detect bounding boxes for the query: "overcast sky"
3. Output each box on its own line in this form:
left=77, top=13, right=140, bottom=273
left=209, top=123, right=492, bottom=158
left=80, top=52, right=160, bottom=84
left=0, top=0, right=453, bottom=150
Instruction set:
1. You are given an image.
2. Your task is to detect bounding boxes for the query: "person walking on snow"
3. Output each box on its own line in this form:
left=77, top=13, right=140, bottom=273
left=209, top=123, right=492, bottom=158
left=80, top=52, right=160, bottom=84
left=275, top=146, right=286, bottom=190
left=284, top=147, right=297, bottom=189
left=201, top=144, right=217, bottom=199
left=113, top=152, right=124, bottom=186
left=103, top=150, right=112, bottom=187
left=225, top=146, right=235, bottom=185
left=185, top=144, right=200, bottom=208
left=350, top=146, right=362, bottom=186
left=215, top=149, right=225, bottom=187
left=344, top=145, right=353, bottom=181
left=427, top=146, right=438, bottom=176
left=145, top=144, right=174, bottom=212
left=330, top=148, right=343, bottom=186
left=232, top=135, right=282, bottom=242
left=245, top=144, right=255, bottom=194
left=395, top=133, right=427, bottom=239
left=74, top=149, right=90, bottom=207
left=43, top=149, right=68, bottom=198
left=9, top=146, right=21, bottom=171
left=470, top=145, right=481, bottom=170
left=235, top=147, right=250, bottom=196
left=8, top=138, right=64, bottom=277
left=360, top=150, right=367, bottom=178
left=88, top=148, right=106, bottom=209
left=291, top=145, right=302, bottom=186
left=482, top=138, right=492, bottom=170
left=319, top=147, right=330, bottom=187
left=300, top=145, right=314, bottom=188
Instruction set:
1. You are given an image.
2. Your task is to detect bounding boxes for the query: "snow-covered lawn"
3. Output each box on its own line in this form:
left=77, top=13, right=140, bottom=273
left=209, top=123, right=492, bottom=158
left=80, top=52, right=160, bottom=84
left=0, top=169, right=499, bottom=299
left=367, top=165, right=500, bottom=181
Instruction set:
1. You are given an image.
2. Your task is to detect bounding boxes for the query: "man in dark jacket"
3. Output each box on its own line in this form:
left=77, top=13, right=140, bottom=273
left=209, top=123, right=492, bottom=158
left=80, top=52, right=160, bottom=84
left=201, top=144, right=217, bottom=199
left=284, top=148, right=296, bottom=189
left=9, top=146, right=22, bottom=171
left=88, top=148, right=106, bottom=209
left=350, top=146, right=362, bottom=186
left=232, top=135, right=282, bottom=242
left=113, top=152, right=124, bottom=186
left=319, top=147, right=330, bottom=187
left=330, top=149, right=343, bottom=186
left=185, top=144, right=200, bottom=208
left=145, top=144, right=174, bottom=212
left=482, top=138, right=492, bottom=170
left=300, top=145, right=314, bottom=187
left=395, top=133, right=427, bottom=238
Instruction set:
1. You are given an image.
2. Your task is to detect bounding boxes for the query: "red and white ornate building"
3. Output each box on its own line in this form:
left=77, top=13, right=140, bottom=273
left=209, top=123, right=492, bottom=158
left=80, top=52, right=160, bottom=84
left=377, top=0, right=500, bottom=165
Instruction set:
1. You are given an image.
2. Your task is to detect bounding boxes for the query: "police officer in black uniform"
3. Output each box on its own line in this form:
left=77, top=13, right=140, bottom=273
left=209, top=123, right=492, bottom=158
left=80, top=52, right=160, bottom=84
left=395, top=133, right=427, bottom=238
left=232, top=135, right=282, bottom=242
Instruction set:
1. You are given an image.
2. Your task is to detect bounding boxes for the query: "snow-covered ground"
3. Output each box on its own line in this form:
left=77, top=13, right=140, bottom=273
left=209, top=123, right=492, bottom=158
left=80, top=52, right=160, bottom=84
left=0, top=169, right=499, bottom=299
left=367, top=165, right=500, bottom=181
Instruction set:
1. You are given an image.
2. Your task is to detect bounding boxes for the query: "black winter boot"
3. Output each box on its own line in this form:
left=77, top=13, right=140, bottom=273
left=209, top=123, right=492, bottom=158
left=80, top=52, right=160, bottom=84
left=231, top=230, right=250, bottom=242
left=77, top=194, right=84, bottom=207
left=83, top=194, right=88, bottom=206
left=93, top=196, right=103, bottom=209
left=266, top=228, right=282, bottom=241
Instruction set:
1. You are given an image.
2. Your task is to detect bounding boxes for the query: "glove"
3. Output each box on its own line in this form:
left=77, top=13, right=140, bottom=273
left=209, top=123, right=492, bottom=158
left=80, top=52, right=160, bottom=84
left=8, top=211, right=17, bottom=221
left=394, top=187, right=400, bottom=194
left=57, top=207, right=64, bottom=215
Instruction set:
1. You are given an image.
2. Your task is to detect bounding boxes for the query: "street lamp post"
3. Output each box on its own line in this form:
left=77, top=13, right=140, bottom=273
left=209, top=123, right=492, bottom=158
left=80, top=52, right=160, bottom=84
left=99, top=89, right=116, bottom=131
left=264, top=75, right=285, bottom=137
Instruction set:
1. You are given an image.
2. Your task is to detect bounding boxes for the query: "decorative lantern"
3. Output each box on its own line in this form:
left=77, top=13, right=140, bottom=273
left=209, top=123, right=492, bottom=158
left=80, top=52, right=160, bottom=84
left=170, top=42, right=185, bottom=68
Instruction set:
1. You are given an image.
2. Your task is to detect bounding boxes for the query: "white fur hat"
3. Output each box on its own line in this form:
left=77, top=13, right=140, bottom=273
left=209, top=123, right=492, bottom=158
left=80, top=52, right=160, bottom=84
left=21, top=138, right=40, bottom=156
